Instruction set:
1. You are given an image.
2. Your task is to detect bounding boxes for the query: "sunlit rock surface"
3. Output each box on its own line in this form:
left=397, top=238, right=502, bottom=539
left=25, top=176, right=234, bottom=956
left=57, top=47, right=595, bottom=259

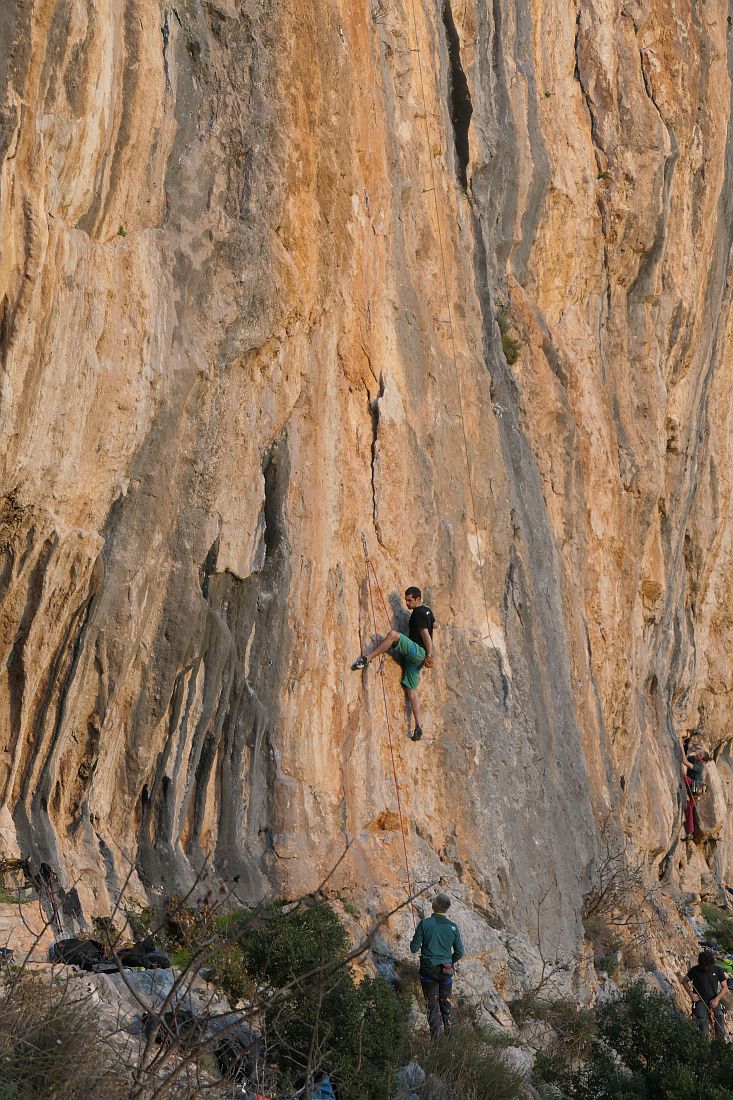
left=2, top=0, right=733, bottom=999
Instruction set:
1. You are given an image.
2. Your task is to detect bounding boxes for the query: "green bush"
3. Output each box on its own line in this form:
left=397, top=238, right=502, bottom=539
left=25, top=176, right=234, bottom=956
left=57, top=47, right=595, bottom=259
left=394, top=957, right=421, bottom=999
left=419, top=1025, right=526, bottom=1099
left=701, top=903, right=733, bottom=953
left=238, top=900, right=407, bottom=1098
left=237, top=899, right=349, bottom=986
left=163, top=898, right=256, bottom=1004
left=0, top=883, right=33, bottom=905
left=0, top=972, right=129, bottom=1099
left=122, top=900, right=157, bottom=940
left=497, top=310, right=520, bottom=365
left=582, top=913, right=622, bottom=953
left=347, top=974, right=407, bottom=1097
left=535, top=984, right=733, bottom=1099
left=582, top=913, right=623, bottom=978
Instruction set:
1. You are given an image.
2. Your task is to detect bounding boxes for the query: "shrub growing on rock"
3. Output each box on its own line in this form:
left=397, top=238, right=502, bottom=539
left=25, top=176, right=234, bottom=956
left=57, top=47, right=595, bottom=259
left=152, top=896, right=257, bottom=1005
left=496, top=310, right=520, bottom=365
left=509, top=995, right=596, bottom=1062
left=419, top=1024, right=526, bottom=1099
left=237, top=900, right=407, bottom=1098
left=701, top=902, right=733, bottom=953
left=535, top=984, right=733, bottom=1099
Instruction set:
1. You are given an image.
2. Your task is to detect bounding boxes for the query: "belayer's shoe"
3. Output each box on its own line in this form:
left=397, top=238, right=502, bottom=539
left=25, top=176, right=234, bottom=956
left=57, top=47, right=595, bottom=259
left=411, top=726, right=423, bottom=742
left=351, top=656, right=368, bottom=670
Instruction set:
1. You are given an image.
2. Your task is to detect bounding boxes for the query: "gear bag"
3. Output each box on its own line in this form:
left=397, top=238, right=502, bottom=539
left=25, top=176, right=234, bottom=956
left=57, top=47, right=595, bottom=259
left=51, top=937, right=105, bottom=971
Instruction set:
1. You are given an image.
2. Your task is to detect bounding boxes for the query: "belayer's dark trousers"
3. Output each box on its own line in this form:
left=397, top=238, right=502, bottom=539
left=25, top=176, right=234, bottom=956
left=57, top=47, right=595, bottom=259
left=693, top=1000, right=726, bottom=1039
left=420, top=975, right=453, bottom=1040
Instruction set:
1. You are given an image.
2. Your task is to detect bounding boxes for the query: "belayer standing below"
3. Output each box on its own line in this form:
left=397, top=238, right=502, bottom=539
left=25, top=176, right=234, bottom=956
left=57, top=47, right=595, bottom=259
left=352, top=585, right=435, bottom=741
left=680, top=949, right=730, bottom=1038
left=410, top=893, right=465, bottom=1041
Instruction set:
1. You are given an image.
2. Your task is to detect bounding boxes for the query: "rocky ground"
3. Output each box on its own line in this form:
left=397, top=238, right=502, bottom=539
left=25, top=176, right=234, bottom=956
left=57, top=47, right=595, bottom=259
left=0, top=865, right=730, bottom=1098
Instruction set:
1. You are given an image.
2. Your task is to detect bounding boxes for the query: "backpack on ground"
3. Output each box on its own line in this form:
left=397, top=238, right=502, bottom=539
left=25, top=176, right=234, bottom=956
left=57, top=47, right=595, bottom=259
left=117, top=936, right=171, bottom=969
left=51, top=937, right=106, bottom=970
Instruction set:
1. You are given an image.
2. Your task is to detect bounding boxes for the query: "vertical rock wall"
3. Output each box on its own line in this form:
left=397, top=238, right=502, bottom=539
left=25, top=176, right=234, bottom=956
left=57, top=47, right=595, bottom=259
left=1, top=0, right=733, bottom=977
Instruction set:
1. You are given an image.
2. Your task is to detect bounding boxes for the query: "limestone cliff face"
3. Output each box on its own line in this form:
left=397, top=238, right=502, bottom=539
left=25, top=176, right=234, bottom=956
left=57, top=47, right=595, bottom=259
left=1, top=0, right=733, bottom=993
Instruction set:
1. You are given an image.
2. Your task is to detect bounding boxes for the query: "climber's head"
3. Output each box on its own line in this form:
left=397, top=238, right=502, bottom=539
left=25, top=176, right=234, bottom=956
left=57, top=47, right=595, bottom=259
left=405, top=586, right=422, bottom=609
left=432, top=893, right=451, bottom=914
left=698, top=950, right=716, bottom=970
left=695, top=750, right=710, bottom=764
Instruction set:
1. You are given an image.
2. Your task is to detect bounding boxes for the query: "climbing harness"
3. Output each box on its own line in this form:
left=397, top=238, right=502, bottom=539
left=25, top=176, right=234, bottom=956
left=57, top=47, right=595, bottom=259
left=361, top=539, right=417, bottom=928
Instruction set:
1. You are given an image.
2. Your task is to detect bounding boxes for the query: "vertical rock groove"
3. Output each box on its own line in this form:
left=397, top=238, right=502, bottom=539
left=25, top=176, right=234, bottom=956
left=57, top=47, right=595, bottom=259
left=442, top=0, right=472, bottom=187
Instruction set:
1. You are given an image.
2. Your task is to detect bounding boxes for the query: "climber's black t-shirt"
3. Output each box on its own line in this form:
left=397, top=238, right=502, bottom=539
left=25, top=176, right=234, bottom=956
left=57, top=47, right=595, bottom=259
left=408, top=605, right=435, bottom=648
left=687, top=964, right=729, bottom=1002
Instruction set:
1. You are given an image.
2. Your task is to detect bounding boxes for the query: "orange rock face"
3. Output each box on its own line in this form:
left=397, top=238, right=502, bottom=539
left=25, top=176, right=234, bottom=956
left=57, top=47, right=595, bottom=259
left=1, top=0, right=732, bottom=994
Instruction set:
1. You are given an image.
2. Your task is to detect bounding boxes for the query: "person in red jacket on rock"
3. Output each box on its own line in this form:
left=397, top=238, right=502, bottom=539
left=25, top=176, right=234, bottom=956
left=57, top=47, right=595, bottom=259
left=679, top=735, right=710, bottom=841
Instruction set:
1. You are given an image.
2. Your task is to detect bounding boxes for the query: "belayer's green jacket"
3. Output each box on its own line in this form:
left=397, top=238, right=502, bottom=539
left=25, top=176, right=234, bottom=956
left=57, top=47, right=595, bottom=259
left=410, top=913, right=465, bottom=967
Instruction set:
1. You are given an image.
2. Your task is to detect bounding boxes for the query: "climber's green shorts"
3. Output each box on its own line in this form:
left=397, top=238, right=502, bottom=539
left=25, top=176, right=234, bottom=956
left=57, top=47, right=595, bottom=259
left=389, top=633, right=426, bottom=691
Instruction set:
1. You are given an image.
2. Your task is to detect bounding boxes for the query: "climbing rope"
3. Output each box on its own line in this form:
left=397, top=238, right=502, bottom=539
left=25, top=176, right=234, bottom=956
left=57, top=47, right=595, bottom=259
left=363, top=545, right=418, bottom=929
left=359, top=1, right=572, bottom=946
left=355, top=2, right=506, bottom=938
left=402, top=2, right=565, bottom=787
left=403, top=0, right=502, bottom=662
left=365, top=553, right=392, bottom=629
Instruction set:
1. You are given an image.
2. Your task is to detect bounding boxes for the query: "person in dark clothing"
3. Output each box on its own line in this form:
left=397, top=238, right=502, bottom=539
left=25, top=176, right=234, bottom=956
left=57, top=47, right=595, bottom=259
left=352, top=586, right=435, bottom=741
left=410, top=893, right=465, bottom=1041
left=680, top=950, right=730, bottom=1038
left=679, top=737, right=710, bottom=841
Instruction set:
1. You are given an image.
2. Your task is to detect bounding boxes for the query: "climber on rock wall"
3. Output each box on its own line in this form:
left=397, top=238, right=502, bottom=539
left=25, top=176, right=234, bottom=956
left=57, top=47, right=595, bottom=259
left=680, top=949, right=730, bottom=1039
left=410, top=893, right=465, bottom=1041
left=352, top=585, right=435, bottom=741
left=679, top=735, right=710, bottom=841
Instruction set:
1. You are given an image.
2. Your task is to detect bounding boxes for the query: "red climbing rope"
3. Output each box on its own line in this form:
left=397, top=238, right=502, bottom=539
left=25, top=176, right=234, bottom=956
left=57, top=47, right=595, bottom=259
left=366, top=557, right=391, bottom=628
left=363, top=552, right=417, bottom=929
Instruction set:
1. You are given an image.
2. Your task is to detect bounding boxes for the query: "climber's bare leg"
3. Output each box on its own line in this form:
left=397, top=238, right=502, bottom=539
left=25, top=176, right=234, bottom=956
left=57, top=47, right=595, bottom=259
left=365, top=629, right=400, bottom=661
left=405, top=686, right=421, bottom=729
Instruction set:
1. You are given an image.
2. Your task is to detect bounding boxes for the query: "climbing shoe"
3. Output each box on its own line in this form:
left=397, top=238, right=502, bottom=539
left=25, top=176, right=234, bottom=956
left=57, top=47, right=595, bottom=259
left=351, top=656, right=368, bottom=670
left=411, top=726, right=423, bottom=742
